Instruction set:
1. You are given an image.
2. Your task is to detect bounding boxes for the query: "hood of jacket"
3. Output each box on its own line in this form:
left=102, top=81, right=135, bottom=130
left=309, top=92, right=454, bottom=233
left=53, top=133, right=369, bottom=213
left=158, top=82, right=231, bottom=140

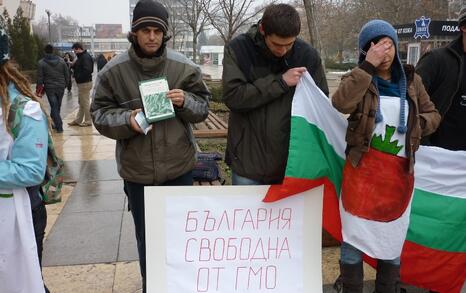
left=246, top=24, right=294, bottom=63
left=76, top=50, right=90, bottom=59
left=44, top=54, right=60, bottom=66
left=447, top=34, right=464, bottom=58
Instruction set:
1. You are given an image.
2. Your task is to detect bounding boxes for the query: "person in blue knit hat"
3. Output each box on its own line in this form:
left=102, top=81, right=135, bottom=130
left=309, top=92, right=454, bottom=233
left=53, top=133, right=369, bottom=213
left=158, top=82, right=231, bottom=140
left=332, top=20, right=440, bottom=293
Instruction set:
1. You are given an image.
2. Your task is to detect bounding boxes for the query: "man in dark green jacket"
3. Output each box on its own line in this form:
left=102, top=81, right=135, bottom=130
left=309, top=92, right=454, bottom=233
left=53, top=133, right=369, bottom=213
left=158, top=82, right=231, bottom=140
left=223, top=3, right=329, bottom=185
left=416, top=5, right=466, bottom=150
left=90, top=1, right=210, bottom=291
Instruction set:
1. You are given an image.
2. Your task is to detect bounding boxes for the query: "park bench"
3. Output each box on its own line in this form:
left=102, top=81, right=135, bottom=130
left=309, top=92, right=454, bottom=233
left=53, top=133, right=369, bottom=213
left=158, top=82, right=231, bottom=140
left=192, top=111, right=228, bottom=138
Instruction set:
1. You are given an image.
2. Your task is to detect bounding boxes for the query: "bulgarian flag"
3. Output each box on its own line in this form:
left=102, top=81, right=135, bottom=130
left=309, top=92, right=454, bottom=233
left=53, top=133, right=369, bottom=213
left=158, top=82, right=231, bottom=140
left=264, top=72, right=466, bottom=293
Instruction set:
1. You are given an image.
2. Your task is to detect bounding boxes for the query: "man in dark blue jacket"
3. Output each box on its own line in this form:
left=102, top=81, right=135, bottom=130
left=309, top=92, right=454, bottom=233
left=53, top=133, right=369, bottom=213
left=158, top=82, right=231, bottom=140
left=37, top=44, right=69, bottom=133
left=68, top=42, right=94, bottom=127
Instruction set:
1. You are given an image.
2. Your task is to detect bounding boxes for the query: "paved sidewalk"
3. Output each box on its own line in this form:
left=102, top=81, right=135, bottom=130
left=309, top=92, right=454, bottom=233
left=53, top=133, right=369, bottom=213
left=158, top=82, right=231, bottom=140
left=38, top=79, right=464, bottom=293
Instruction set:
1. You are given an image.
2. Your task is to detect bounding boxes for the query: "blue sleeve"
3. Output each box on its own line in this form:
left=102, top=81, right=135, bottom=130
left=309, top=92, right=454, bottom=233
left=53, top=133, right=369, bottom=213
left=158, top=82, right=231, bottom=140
left=0, top=109, right=48, bottom=189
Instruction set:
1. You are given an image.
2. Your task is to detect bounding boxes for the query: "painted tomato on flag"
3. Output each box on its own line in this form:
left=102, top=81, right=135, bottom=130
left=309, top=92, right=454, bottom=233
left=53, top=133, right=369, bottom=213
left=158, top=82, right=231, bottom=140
left=341, top=125, right=414, bottom=222
left=341, top=148, right=414, bottom=222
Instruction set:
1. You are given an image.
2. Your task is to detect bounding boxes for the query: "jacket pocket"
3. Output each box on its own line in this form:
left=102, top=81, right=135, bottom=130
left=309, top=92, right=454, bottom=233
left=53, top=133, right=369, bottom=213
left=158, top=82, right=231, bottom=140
left=410, top=115, right=422, bottom=152
left=345, top=112, right=364, bottom=146
left=347, top=112, right=362, bottom=131
left=232, top=127, right=245, bottom=159
left=166, top=118, right=191, bottom=146
left=120, top=135, right=152, bottom=175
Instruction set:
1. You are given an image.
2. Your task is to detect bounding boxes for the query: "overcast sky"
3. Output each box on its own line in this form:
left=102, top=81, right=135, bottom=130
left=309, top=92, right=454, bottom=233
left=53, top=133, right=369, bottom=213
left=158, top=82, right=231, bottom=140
left=35, top=0, right=131, bottom=31
left=34, top=0, right=272, bottom=33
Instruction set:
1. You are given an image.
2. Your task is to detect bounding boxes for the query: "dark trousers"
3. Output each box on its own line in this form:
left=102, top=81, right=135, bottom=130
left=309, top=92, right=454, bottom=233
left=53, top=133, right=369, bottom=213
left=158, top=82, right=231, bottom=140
left=66, top=71, right=72, bottom=92
left=124, top=171, right=193, bottom=293
left=45, top=88, right=65, bottom=132
left=32, top=201, right=50, bottom=293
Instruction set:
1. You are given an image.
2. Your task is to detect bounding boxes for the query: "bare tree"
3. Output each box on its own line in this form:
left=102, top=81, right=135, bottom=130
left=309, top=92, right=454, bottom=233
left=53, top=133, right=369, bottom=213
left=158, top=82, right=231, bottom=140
left=302, top=0, right=317, bottom=46
left=350, top=0, right=448, bottom=24
left=176, top=0, right=210, bottom=63
left=294, top=0, right=450, bottom=64
left=32, top=14, right=79, bottom=43
left=159, top=0, right=189, bottom=50
left=203, top=0, right=265, bottom=44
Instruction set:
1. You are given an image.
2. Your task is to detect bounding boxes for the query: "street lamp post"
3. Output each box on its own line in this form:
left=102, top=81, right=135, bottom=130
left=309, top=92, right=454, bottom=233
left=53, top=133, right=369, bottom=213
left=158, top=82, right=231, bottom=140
left=45, top=9, right=51, bottom=43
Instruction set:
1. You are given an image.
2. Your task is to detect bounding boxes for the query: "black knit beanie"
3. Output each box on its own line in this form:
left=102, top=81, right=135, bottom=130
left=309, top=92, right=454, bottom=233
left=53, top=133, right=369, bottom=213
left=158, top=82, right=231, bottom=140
left=131, top=0, right=169, bottom=33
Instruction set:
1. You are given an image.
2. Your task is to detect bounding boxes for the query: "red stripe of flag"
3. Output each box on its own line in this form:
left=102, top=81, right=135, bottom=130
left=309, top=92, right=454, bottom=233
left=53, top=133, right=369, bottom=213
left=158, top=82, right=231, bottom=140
left=401, top=241, right=466, bottom=293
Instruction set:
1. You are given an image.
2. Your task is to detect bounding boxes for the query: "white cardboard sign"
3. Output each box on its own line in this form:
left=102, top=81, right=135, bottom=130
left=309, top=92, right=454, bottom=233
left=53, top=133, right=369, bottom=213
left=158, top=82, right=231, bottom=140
left=145, top=185, right=324, bottom=293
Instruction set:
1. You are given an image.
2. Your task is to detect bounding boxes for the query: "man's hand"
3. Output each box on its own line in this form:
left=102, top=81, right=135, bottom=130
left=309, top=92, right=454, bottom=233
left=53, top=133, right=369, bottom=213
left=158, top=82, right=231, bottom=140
left=129, top=109, right=145, bottom=134
left=282, top=67, right=307, bottom=87
left=167, top=89, right=185, bottom=107
left=365, top=41, right=392, bottom=68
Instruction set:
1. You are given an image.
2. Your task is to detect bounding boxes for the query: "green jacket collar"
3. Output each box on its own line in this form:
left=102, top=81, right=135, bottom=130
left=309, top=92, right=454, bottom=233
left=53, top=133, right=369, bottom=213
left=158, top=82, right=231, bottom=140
left=128, top=45, right=166, bottom=73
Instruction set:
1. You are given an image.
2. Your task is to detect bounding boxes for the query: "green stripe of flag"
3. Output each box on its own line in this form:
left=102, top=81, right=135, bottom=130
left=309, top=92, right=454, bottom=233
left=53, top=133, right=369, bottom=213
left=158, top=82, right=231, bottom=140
left=0, top=193, right=13, bottom=198
left=407, top=188, right=466, bottom=253
left=287, top=117, right=345, bottom=194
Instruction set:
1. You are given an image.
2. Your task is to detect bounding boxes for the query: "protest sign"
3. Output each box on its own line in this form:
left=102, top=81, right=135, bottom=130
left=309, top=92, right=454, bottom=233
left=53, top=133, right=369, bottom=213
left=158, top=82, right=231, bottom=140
left=145, top=185, right=323, bottom=293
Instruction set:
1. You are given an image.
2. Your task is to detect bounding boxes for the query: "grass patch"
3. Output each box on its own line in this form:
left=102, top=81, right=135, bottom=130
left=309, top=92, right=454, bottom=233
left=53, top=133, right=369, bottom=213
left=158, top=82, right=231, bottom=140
left=209, top=101, right=229, bottom=112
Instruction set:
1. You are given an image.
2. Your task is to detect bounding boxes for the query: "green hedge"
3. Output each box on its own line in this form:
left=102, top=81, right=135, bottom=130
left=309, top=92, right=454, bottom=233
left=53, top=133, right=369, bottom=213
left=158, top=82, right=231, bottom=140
left=209, top=85, right=223, bottom=102
left=206, top=80, right=223, bottom=103
left=325, top=59, right=357, bottom=71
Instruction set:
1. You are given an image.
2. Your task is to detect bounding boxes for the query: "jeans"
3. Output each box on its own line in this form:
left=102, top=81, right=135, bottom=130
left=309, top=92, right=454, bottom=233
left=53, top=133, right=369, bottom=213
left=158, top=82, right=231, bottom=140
left=232, top=171, right=263, bottom=185
left=124, top=171, right=193, bottom=293
left=340, top=241, right=400, bottom=265
left=45, top=88, right=65, bottom=131
left=232, top=171, right=282, bottom=185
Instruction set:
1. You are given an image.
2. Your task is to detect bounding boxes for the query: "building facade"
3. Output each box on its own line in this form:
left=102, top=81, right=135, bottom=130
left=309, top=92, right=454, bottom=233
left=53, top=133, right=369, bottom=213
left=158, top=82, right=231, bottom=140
left=0, top=0, right=35, bottom=20
left=200, top=46, right=224, bottom=66
left=395, top=16, right=460, bottom=66
left=55, top=24, right=129, bottom=56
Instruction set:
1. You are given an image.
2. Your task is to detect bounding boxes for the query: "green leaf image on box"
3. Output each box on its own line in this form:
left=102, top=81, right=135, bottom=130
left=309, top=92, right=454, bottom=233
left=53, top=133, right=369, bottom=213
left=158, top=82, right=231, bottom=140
left=139, top=77, right=175, bottom=123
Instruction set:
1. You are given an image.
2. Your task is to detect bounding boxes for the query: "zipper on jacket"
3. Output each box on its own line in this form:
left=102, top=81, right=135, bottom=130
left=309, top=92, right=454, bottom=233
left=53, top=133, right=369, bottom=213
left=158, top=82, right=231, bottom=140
left=405, top=97, right=415, bottom=158
left=164, top=121, right=168, bottom=147
left=264, top=107, right=268, bottom=154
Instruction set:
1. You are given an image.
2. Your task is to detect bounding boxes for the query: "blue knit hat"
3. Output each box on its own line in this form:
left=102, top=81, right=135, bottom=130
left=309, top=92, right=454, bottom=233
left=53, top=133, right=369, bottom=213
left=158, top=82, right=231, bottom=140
left=0, top=28, right=9, bottom=66
left=358, top=19, right=407, bottom=134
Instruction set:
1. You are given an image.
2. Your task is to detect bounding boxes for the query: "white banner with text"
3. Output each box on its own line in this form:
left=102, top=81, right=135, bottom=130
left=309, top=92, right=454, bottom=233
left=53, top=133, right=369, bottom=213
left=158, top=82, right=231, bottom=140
left=145, top=185, right=323, bottom=293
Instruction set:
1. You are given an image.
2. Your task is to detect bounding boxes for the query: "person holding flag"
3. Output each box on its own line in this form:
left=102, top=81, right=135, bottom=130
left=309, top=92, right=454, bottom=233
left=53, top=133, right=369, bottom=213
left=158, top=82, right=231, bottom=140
left=331, top=20, right=440, bottom=292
